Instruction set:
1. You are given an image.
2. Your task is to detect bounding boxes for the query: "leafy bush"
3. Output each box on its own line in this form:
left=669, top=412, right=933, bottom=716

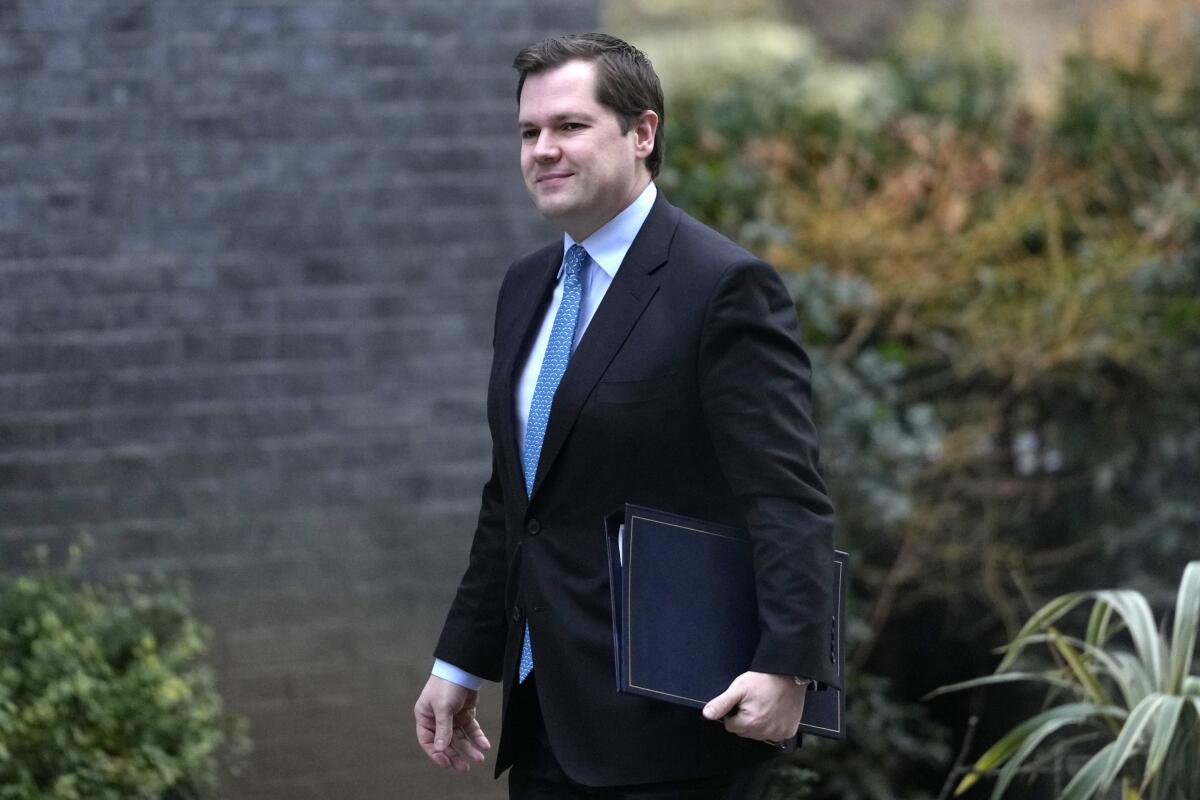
left=932, top=562, right=1200, bottom=799
left=0, top=548, right=247, bottom=799
left=657, top=3, right=1200, bottom=797
left=762, top=672, right=953, bottom=800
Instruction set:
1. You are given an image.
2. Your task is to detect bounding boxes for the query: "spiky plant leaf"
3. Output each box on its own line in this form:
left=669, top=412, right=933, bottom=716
left=989, top=716, right=1096, bottom=800
left=1094, top=591, right=1166, bottom=689
left=997, top=593, right=1088, bottom=672
left=1113, top=651, right=1155, bottom=705
left=1087, top=600, right=1115, bottom=647
left=1048, top=632, right=1145, bottom=711
left=1166, top=562, right=1200, bottom=694
left=1140, top=694, right=1184, bottom=792
left=953, top=703, right=1122, bottom=796
left=923, top=670, right=1078, bottom=700
left=1060, top=741, right=1119, bottom=800
left=934, top=563, right=1200, bottom=799
left=1097, top=693, right=1172, bottom=790
left=1048, top=628, right=1118, bottom=728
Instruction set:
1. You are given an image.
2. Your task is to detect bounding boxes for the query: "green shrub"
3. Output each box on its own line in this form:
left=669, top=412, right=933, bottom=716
left=0, top=548, right=247, bottom=799
left=657, top=4, right=1200, bottom=796
left=931, top=561, right=1200, bottom=799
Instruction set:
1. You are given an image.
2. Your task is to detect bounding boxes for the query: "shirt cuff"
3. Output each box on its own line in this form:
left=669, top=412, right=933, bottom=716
left=432, top=658, right=484, bottom=691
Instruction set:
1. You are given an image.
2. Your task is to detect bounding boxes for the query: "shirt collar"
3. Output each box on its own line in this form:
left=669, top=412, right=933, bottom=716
left=559, top=182, right=658, bottom=279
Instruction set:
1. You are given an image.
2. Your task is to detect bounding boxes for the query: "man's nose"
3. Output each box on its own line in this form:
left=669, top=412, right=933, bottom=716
left=533, top=131, right=559, bottom=161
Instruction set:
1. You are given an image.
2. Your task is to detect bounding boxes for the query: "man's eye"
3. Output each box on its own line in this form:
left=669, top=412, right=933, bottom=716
left=521, top=130, right=537, bottom=140
left=562, top=123, right=583, bottom=131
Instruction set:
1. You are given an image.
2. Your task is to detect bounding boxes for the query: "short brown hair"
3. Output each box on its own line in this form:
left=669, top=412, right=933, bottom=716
left=513, top=33, right=665, bottom=178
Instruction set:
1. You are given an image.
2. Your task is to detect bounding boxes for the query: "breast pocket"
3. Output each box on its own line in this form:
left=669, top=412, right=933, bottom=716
left=593, top=372, right=681, bottom=405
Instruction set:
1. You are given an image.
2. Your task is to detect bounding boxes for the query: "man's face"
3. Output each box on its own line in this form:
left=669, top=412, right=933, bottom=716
left=518, top=59, right=655, bottom=241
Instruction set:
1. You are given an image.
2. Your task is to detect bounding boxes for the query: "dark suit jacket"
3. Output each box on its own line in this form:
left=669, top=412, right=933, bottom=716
left=434, top=191, right=836, bottom=787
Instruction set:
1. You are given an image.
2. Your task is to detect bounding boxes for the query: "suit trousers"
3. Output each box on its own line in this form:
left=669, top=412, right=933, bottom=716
left=506, top=674, right=775, bottom=800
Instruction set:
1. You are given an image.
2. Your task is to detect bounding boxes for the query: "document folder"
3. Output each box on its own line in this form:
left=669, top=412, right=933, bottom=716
left=605, top=503, right=847, bottom=741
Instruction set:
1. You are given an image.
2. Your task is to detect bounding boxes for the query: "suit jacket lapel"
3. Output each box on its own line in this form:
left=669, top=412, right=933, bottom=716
left=493, top=244, right=562, bottom=513
left=530, top=194, right=681, bottom=500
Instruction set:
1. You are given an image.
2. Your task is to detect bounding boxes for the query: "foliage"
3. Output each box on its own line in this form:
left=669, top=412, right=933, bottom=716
left=762, top=672, right=953, bottom=800
left=658, top=4, right=1200, bottom=797
left=881, top=6, right=1018, bottom=134
left=666, top=0, right=1200, bottom=626
left=930, top=562, right=1200, bottom=799
left=0, top=545, right=248, bottom=799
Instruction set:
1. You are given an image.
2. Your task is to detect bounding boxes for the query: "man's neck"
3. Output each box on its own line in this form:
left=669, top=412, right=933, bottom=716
left=564, top=175, right=653, bottom=242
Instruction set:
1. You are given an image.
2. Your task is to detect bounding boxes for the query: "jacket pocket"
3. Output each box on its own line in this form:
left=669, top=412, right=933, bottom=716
left=593, top=372, right=680, bottom=404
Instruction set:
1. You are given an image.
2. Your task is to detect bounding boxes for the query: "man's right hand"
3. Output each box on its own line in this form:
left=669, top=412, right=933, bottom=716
left=414, top=674, right=492, bottom=772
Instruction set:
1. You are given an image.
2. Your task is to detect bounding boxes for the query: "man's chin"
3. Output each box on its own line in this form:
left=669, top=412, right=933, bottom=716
left=531, top=197, right=576, bottom=224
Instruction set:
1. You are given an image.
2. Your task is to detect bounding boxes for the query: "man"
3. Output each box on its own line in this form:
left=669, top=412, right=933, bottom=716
left=414, top=33, right=837, bottom=799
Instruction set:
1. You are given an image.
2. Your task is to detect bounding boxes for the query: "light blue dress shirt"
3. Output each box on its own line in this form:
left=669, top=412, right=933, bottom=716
left=433, top=182, right=658, bottom=689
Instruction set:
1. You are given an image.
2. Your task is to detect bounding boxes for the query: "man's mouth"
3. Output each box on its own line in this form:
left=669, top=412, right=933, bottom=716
left=537, top=172, right=573, bottom=184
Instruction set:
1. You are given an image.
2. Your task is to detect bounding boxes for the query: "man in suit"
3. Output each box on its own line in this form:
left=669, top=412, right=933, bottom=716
left=414, top=33, right=838, bottom=799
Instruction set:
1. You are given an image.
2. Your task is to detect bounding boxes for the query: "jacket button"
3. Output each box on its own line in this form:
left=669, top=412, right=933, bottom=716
left=512, top=606, right=521, bottom=623
left=526, top=518, right=541, bottom=535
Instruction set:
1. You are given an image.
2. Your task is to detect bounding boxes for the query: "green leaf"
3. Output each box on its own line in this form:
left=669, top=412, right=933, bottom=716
left=924, top=670, right=1077, bottom=700
left=1095, top=591, right=1166, bottom=690
left=1166, top=562, right=1200, bottom=694
left=1113, top=652, right=1155, bottom=704
left=1061, top=741, right=1119, bottom=800
left=1087, top=600, right=1115, bottom=647
left=953, top=703, right=1121, bottom=796
left=996, top=593, right=1088, bottom=672
left=1140, top=694, right=1184, bottom=792
left=1098, top=693, right=1172, bottom=790
left=1048, top=631, right=1150, bottom=711
left=989, top=716, right=1088, bottom=800
left=0, top=567, right=244, bottom=795
left=1048, top=628, right=1119, bottom=729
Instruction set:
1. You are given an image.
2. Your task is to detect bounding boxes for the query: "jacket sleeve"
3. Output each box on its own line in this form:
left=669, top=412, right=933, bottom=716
left=432, top=449, right=510, bottom=682
left=697, top=258, right=839, bottom=687
left=432, top=268, right=516, bottom=682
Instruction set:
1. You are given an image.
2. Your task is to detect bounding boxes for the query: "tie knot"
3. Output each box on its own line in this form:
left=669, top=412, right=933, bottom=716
left=565, top=244, right=588, bottom=277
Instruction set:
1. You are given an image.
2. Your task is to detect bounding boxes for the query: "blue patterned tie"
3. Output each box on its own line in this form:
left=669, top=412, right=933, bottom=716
left=518, top=243, right=588, bottom=683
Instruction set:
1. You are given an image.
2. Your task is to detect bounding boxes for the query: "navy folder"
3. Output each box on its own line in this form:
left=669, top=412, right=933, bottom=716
left=604, top=504, right=847, bottom=741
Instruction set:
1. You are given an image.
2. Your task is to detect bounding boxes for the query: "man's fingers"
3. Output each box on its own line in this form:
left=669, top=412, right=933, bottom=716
left=452, top=708, right=491, bottom=750
left=704, top=671, right=809, bottom=742
left=417, top=732, right=453, bottom=768
left=446, top=746, right=471, bottom=773
left=414, top=675, right=485, bottom=772
left=702, top=682, right=744, bottom=721
left=433, top=706, right=455, bottom=756
left=427, top=722, right=468, bottom=772
left=445, top=728, right=490, bottom=772
left=450, top=726, right=484, bottom=761
left=416, top=712, right=453, bottom=769
left=459, top=717, right=492, bottom=752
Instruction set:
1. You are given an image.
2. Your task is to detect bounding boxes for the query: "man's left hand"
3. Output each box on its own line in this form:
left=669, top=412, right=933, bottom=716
left=702, top=671, right=807, bottom=743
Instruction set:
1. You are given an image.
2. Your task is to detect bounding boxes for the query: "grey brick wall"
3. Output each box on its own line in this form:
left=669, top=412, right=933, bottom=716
left=0, top=2, right=595, bottom=798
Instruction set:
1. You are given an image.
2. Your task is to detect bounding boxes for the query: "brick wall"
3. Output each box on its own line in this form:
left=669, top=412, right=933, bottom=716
left=0, top=2, right=595, bottom=798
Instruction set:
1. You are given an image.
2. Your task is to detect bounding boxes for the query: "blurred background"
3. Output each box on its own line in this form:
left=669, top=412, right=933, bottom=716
left=1, top=1, right=1198, bottom=798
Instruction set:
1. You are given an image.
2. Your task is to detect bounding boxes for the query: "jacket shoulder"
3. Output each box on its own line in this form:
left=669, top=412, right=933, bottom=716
left=511, top=240, right=561, bottom=277
left=496, top=240, right=559, bottom=301
left=669, top=208, right=771, bottom=283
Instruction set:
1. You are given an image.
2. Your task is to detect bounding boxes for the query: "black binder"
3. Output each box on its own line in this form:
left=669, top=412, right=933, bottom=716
left=604, top=503, right=847, bottom=741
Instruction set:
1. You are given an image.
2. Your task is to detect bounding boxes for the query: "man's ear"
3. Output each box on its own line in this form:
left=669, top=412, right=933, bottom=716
left=632, top=110, right=658, bottom=160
